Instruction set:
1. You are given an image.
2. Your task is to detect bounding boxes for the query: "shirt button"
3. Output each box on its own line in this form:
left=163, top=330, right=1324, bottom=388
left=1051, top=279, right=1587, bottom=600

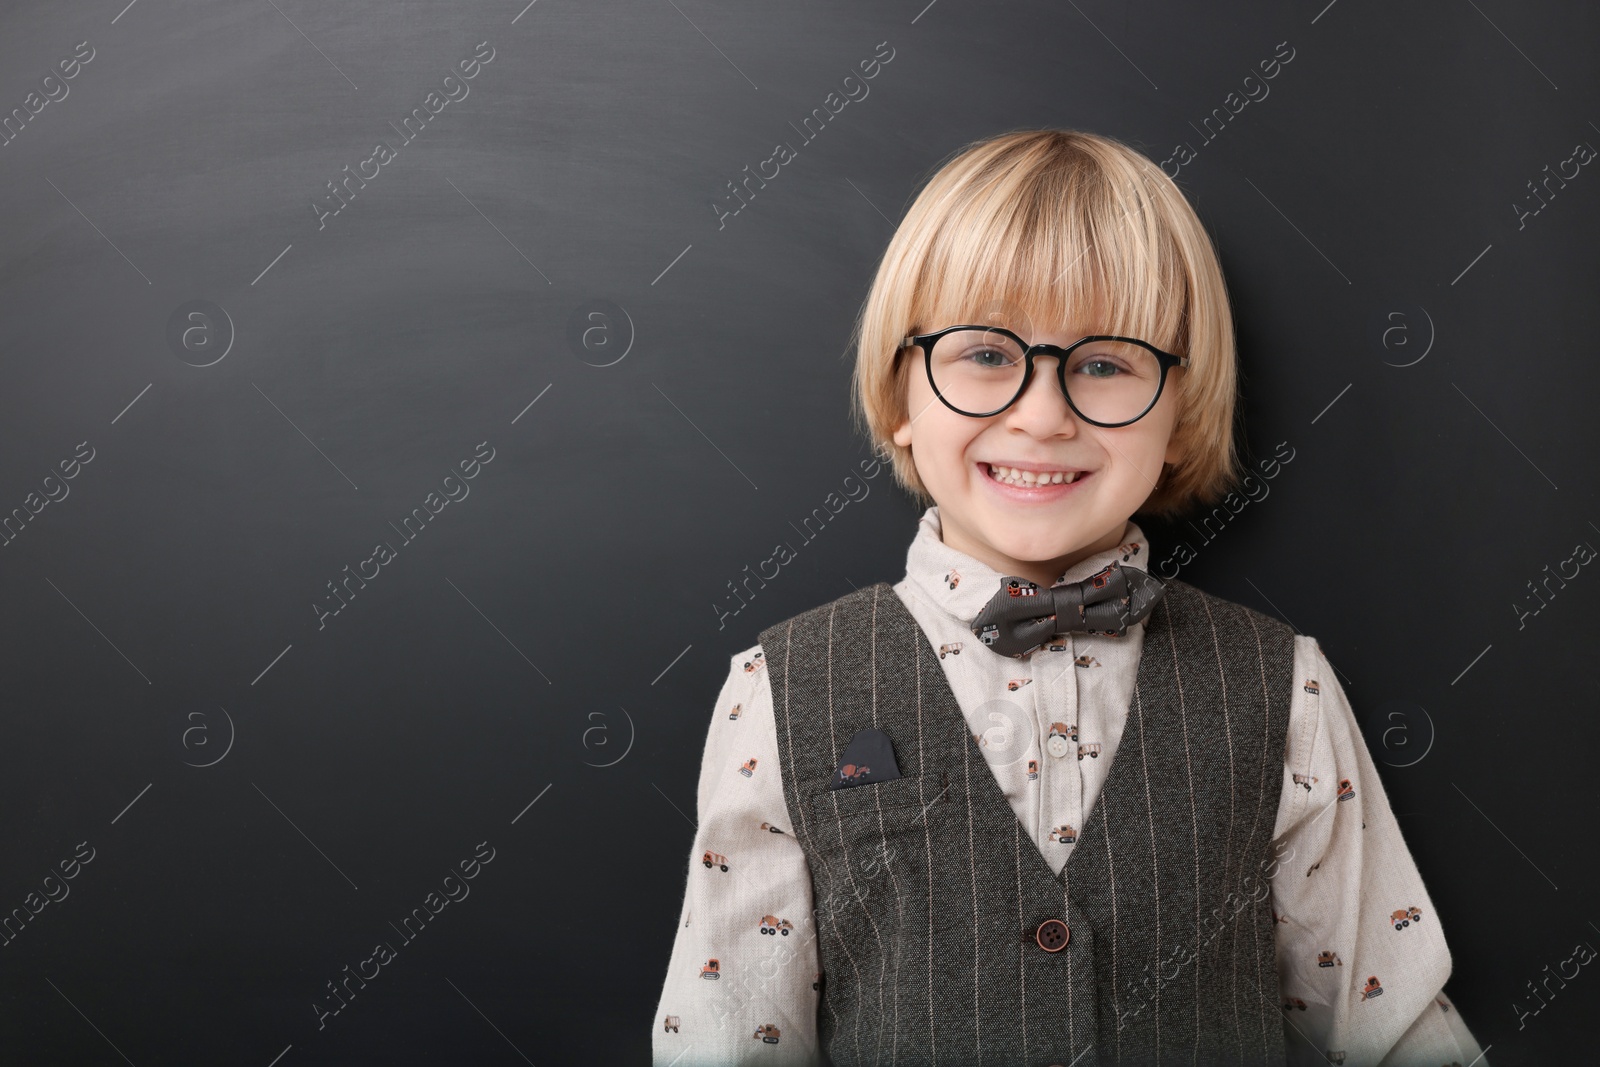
left=1034, top=918, right=1070, bottom=952
left=1045, top=734, right=1071, bottom=759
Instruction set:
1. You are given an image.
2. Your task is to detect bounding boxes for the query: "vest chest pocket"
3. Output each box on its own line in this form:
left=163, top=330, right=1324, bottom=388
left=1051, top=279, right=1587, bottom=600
left=803, top=775, right=953, bottom=947
left=806, top=773, right=949, bottom=822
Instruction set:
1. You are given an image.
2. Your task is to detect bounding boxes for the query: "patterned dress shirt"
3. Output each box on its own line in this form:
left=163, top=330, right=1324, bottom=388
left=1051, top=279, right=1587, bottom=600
left=653, top=505, right=1489, bottom=1066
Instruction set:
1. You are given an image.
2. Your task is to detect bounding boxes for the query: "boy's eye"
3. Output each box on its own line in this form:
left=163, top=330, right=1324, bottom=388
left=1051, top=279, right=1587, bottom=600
left=1074, top=358, right=1126, bottom=378
left=965, top=347, right=1019, bottom=369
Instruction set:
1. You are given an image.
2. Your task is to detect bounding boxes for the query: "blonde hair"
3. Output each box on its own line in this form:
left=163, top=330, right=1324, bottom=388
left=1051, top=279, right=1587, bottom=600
left=847, top=128, right=1242, bottom=521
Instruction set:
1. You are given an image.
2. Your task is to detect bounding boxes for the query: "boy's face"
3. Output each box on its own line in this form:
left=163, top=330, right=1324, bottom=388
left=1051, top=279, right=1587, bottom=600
left=891, top=320, right=1185, bottom=589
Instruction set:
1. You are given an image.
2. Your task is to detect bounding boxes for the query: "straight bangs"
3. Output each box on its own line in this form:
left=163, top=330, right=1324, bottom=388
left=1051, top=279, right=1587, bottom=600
left=908, top=155, right=1189, bottom=359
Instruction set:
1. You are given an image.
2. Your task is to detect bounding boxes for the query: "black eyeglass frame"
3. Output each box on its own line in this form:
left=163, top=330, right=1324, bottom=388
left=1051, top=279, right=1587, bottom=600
left=900, top=324, right=1190, bottom=427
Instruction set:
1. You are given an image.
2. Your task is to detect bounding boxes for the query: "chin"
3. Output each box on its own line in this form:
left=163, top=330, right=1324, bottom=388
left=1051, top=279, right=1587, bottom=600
left=987, top=533, right=1074, bottom=566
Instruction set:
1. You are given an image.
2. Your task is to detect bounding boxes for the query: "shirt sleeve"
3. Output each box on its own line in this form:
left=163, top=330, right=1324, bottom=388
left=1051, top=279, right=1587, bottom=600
left=651, top=644, right=823, bottom=1066
left=1270, top=635, right=1491, bottom=1067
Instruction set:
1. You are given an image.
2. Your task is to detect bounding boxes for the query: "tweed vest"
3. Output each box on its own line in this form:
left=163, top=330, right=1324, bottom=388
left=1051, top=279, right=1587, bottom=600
left=759, top=577, right=1295, bottom=1067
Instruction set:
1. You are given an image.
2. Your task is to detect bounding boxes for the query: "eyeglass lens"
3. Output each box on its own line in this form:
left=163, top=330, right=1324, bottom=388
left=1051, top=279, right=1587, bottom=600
left=928, top=328, right=1163, bottom=422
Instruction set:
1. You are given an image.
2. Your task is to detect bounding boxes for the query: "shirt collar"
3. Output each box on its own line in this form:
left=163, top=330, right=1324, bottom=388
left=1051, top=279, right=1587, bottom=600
left=900, top=504, right=1153, bottom=634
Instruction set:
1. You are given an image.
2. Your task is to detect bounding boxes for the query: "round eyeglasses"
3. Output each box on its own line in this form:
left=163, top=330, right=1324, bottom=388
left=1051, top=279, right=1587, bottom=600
left=901, top=324, right=1189, bottom=427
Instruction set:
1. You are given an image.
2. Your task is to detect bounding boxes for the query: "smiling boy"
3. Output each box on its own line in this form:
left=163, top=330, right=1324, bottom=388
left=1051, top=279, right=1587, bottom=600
left=653, top=128, right=1488, bottom=1067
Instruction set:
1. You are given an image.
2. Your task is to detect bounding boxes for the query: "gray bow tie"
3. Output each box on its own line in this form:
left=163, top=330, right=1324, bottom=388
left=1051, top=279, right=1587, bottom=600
left=968, top=562, right=1167, bottom=657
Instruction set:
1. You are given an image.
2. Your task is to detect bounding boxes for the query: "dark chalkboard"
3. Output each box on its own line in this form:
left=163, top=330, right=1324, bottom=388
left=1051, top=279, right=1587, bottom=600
left=0, top=0, right=1594, bottom=1062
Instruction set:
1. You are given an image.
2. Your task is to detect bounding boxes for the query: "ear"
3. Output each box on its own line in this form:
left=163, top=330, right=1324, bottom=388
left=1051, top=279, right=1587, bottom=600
left=892, top=418, right=912, bottom=449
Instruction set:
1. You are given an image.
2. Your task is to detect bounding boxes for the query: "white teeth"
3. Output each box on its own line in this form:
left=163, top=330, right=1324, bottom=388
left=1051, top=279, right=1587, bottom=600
left=987, top=464, right=1081, bottom=487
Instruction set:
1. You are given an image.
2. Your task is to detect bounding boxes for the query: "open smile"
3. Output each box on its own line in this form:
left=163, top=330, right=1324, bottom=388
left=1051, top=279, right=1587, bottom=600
left=978, top=461, right=1093, bottom=502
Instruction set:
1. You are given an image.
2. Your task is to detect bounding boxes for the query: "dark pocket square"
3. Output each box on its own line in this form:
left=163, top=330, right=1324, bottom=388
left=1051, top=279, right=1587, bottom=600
left=829, top=727, right=903, bottom=789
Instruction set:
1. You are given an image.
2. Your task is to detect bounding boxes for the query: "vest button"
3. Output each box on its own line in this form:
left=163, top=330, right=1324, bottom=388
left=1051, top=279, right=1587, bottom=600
left=1034, top=918, right=1070, bottom=952
left=1045, top=734, right=1071, bottom=758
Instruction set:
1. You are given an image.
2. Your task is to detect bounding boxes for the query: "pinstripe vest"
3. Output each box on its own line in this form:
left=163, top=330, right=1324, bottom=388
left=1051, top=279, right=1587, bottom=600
left=759, top=578, right=1294, bottom=1067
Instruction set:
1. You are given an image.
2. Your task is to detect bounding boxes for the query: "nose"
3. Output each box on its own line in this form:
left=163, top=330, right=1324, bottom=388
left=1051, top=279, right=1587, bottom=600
left=1007, top=353, right=1078, bottom=428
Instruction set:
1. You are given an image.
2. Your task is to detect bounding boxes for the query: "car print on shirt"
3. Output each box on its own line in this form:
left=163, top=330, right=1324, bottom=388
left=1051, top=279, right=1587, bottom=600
left=1360, top=975, right=1384, bottom=1000
left=728, top=702, right=742, bottom=721
left=943, top=568, right=961, bottom=590
left=700, top=958, right=721, bottom=980
left=1293, top=773, right=1319, bottom=792
left=1049, top=721, right=1079, bottom=743
left=1391, top=906, right=1423, bottom=930
left=740, top=757, right=758, bottom=777
left=1006, top=678, right=1032, bottom=691
left=758, top=820, right=785, bottom=834
left=939, top=641, right=963, bottom=658
left=1073, top=653, right=1100, bottom=667
left=1117, top=540, right=1144, bottom=563
left=1337, top=777, right=1355, bottom=802
left=1049, top=824, right=1078, bottom=844
left=752, top=1023, right=782, bottom=1044
left=743, top=651, right=765, bottom=674
left=702, top=850, right=730, bottom=872
left=1304, top=678, right=1320, bottom=695
left=1027, top=759, right=1038, bottom=781
left=1078, top=742, right=1102, bottom=760
left=1083, top=624, right=1128, bottom=638
left=1317, top=950, right=1343, bottom=967
left=663, top=1014, right=681, bottom=1032
left=1004, top=579, right=1040, bottom=598
left=759, top=915, right=794, bottom=936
